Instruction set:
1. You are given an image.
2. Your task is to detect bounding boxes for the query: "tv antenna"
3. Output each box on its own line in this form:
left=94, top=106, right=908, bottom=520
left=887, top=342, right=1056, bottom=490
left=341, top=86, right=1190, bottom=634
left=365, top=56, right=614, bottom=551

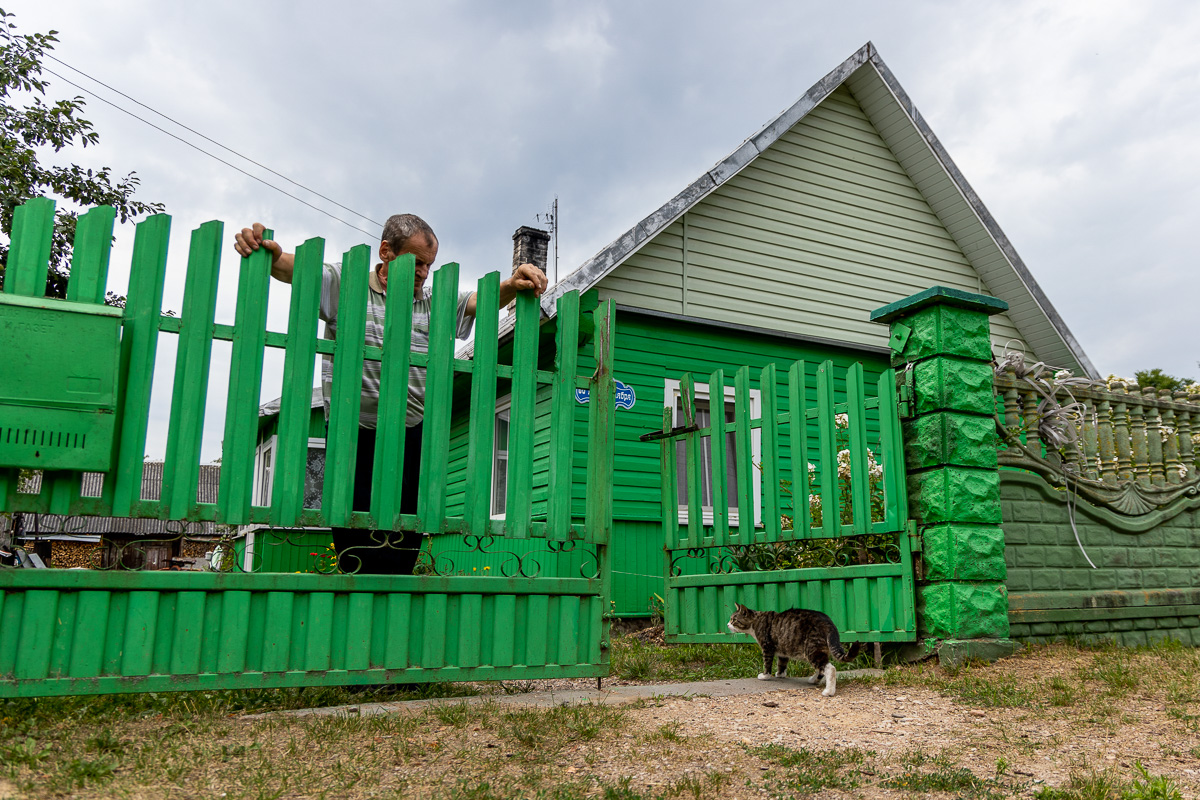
left=536, top=196, right=558, bottom=285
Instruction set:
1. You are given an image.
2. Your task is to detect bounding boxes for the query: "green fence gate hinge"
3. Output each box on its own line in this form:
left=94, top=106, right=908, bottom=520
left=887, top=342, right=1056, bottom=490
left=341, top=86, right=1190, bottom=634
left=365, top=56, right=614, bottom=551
left=897, top=365, right=916, bottom=419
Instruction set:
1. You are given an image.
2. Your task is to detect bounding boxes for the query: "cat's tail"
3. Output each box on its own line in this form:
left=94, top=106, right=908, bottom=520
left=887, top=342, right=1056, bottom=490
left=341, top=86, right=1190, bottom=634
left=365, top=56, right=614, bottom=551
left=829, top=631, right=862, bottom=663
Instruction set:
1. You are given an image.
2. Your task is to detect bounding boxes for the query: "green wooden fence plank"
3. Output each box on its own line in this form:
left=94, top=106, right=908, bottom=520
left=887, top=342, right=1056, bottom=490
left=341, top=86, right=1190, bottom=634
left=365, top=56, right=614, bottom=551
left=708, top=369, right=729, bottom=546
left=112, top=214, right=172, bottom=516
left=65, top=204, right=117, bottom=305
left=681, top=374, right=702, bottom=549
left=68, top=591, right=109, bottom=677
left=733, top=366, right=754, bottom=541
left=371, top=254, right=416, bottom=531
left=161, top=220, right=222, bottom=519
left=492, top=594, right=515, bottom=667
left=547, top=290, right=580, bottom=541
left=816, top=361, right=839, bottom=538
left=48, top=593, right=75, bottom=676
left=526, top=594, right=549, bottom=665
left=464, top=273, right=500, bottom=537
left=422, top=594, right=447, bottom=669
left=846, top=363, right=871, bottom=535
left=121, top=591, right=158, bottom=676
left=417, top=263, right=460, bottom=534
left=323, top=245, right=371, bottom=527
left=15, top=590, right=56, bottom=678
left=659, top=406, right=679, bottom=553
left=218, top=226, right=273, bottom=524
left=170, top=591, right=206, bottom=675
left=384, top=594, right=411, bottom=668
left=878, top=369, right=907, bottom=529
left=273, top=237, right=325, bottom=524
left=305, top=592, right=334, bottom=671
left=4, top=196, right=55, bottom=297
left=261, top=591, right=294, bottom=672
left=585, top=300, right=615, bottom=545
left=458, top=594, right=483, bottom=668
left=760, top=364, right=781, bottom=543
left=217, top=591, right=250, bottom=673
left=504, top=291, right=539, bottom=539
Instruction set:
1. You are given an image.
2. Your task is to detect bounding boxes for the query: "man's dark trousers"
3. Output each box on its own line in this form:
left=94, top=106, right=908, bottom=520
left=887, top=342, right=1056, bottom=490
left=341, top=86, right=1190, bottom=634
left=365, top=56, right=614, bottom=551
left=331, top=424, right=423, bottom=575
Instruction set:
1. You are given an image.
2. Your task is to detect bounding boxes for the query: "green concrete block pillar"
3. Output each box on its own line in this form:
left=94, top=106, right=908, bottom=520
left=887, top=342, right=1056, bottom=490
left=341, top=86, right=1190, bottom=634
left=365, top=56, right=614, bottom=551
left=871, top=286, right=1019, bottom=666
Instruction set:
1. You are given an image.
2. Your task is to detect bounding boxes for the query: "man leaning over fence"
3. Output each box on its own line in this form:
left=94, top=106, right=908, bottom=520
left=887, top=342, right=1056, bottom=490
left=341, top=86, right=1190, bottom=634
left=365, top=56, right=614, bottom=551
left=234, top=217, right=548, bottom=575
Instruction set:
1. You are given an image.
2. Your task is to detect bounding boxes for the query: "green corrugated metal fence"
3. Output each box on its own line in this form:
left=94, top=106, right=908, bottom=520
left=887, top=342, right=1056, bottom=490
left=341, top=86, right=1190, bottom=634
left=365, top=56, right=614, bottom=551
left=0, top=198, right=616, bottom=697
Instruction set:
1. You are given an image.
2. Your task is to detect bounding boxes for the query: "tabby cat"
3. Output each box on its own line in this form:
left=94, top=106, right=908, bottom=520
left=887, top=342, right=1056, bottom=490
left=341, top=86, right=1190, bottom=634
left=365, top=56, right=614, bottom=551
left=726, top=603, right=860, bottom=697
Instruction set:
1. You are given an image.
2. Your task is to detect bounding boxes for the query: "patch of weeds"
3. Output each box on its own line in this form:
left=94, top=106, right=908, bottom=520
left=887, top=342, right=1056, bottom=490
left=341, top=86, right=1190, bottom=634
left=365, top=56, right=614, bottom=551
left=432, top=701, right=482, bottom=727
left=0, top=736, right=50, bottom=774
left=57, top=755, right=119, bottom=790
left=85, top=727, right=123, bottom=755
left=666, top=771, right=731, bottom=799
left=495, top=703, right=625, bottom=757
left=497, top=680, right=538, bottom=695
left=945, top=672, right=1037, bottom=709
left=1125, top=761, right=1184, bottom=800
left=1165, top=707, right=1199, bottom=733
left=751, top=743, right=869, bottom=795
left=1046, top=676, right=1080, bottom=706
left=643, top=722, right=685, bottom=743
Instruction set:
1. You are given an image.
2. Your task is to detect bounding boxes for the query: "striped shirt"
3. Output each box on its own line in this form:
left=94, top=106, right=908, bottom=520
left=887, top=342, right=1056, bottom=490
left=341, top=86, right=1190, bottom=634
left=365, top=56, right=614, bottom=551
left=319, top=262, right=475, bottom=428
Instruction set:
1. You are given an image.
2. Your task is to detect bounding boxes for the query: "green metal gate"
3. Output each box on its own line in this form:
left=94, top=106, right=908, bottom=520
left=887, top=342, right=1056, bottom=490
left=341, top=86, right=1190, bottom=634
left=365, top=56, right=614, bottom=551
left=654, top=360, right=916, bottom=644
left=0, top=198, right=616, bottom=697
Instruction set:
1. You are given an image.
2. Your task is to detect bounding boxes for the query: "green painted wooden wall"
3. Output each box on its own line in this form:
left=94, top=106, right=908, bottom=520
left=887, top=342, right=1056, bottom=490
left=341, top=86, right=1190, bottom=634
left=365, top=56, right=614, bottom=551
left=597, top=85, right=1032, bottom=362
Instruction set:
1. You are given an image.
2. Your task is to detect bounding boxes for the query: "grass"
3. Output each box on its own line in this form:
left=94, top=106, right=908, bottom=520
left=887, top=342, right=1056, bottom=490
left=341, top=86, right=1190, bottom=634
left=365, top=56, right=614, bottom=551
left=1, top=638, right=1198, bottom=798
left=750, top=743, right=871, bottom=795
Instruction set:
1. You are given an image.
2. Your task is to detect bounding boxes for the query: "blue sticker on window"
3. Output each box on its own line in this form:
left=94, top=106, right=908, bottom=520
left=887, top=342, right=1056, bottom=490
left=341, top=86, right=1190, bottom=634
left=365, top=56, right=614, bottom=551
left=575, top=380, right=636, bottom=410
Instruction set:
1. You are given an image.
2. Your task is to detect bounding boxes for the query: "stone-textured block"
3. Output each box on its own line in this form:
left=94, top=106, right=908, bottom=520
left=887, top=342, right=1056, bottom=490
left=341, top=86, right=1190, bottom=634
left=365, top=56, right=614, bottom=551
left=1135, top=618, right=1158, bottom=631
left=895, top=304, right=996, bottom=363
left=1129, top=548, right=1157, bottom=568
left=1058, top=570, right=1091, bottom=591
left=1165, top=568, right=1193, bottom=588
left=1005, top=568, right=1032, bottom=592
left=1089, top=570, right=1119, bottom=591
left=921, top=523, right=1007, bottom=581
left=1117, top=570, right=1145, bottom=589
left=914, top=359, right=995, bottom=415
left=904, top=413, right=998, bottom=470
left=1002, top=522, right=1029, bottom=545
left=1141, top=568, right=1168, bottom=589
left=936, top=638, right=1020, bottom=667
left=1031, top=622, right=1058, bottom=636
left=1110, top=619, right=1134, bottom=632
left=918, top=582, right=1009, bottom=639
left=1084, top=620, right=1111, bottom=633
left=1006, top=501, right=1045, bottom=524
left=909, top=467, right=1002, bottom=524
left=1162, top=528, right=1192, bottom=548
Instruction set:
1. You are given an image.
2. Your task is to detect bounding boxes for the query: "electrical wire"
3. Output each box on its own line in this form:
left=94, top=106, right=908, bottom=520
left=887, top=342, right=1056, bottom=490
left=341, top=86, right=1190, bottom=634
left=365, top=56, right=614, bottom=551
left=45, top=53, right=382, bottom=229
left=41, top=63, right=380, bottom=239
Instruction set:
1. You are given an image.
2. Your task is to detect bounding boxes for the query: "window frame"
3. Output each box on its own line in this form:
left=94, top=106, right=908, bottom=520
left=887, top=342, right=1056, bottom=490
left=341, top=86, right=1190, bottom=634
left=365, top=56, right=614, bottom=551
left=663, top=378, right=762, bottom=527
left=491, top=393, right=513, bottom=520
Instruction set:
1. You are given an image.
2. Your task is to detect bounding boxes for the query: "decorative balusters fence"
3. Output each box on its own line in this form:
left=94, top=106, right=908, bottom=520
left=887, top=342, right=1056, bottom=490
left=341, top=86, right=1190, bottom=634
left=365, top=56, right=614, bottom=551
left=994, top=368, right=1200, bottom=515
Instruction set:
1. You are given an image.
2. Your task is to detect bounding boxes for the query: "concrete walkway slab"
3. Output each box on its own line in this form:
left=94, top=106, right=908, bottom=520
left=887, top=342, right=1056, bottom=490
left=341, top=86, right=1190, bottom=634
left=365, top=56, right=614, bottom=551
left=256, top=669, right=883, bottom=719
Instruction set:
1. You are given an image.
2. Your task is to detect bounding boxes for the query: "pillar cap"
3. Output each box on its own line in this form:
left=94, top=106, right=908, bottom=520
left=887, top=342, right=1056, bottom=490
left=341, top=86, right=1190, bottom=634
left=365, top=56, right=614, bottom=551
left=870, top=285, right=1008, bottom=324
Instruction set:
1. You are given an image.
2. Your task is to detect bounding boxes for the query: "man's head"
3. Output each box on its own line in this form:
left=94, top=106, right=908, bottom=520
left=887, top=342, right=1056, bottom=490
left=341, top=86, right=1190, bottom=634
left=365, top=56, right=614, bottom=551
left=378, top=214, right=438, bottom=299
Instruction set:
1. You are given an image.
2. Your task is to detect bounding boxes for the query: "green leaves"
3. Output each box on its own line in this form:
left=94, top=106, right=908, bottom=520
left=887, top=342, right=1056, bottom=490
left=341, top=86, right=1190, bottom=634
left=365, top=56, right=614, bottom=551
left=0, top=7, right=164, bottom=297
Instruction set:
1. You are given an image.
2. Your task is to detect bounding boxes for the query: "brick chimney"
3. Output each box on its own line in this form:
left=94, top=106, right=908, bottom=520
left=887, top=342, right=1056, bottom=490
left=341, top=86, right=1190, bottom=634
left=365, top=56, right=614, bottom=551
left=508, top=226, right=551, bottom=314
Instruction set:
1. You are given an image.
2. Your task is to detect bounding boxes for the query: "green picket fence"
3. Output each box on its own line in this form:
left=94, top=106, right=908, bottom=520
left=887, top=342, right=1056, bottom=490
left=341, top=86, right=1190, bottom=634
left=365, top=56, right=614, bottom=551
left=0, top=197, right=616, bottom=697
left=656, top=360, right=916, bottom=643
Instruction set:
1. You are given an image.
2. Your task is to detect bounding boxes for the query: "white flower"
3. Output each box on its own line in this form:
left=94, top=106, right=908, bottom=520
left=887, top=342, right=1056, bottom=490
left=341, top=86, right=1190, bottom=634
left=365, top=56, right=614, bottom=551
left=1160, top=424, right=1176, bottom=442
left=834, top=413, right=849, bottom=429
left=1179, top=464, right=1189, bottom=479
left=1054, top=369, right=1074, bottom=381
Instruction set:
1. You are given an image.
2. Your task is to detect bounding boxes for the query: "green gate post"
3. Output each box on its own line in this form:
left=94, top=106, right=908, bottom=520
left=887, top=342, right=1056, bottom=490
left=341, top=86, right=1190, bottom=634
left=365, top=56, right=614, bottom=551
left=870, top=286, right=1019, bottom=667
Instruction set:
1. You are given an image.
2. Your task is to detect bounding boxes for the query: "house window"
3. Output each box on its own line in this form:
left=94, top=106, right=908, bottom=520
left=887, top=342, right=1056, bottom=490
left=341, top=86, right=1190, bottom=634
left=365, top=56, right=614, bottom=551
left=254, top=436, right=276, bottom=507
left=492, top=395, right=512, bottom=517
left=664, top=379, right=761, bottom=526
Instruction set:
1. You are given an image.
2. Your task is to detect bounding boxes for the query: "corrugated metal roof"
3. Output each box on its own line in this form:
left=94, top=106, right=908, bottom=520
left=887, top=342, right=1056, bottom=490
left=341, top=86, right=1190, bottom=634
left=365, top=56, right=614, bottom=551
left=460, top=43, right=1095, bottom=377
left=13, top=464, right=222, bottom=536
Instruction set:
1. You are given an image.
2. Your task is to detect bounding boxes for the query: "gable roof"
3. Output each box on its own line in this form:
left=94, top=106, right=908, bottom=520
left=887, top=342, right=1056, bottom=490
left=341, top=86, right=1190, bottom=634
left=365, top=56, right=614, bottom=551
left=470, top=42, right=1095, bottom=377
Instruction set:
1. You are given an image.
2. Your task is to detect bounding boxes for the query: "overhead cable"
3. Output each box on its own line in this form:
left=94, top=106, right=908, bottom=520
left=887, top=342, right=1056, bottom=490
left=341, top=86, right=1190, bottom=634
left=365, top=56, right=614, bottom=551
left=42, top=62, right=380, bottom=238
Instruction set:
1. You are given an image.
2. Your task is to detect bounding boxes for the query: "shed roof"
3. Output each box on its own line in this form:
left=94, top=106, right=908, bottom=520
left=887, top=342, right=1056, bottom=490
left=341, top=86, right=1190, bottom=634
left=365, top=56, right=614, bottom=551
left=466, top=43, right=1095, bottom=377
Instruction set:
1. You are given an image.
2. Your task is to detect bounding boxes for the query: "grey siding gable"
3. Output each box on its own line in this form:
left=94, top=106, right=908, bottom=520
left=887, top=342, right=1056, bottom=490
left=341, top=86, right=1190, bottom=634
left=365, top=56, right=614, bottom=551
left=597, top=85, right=1028, bottom=353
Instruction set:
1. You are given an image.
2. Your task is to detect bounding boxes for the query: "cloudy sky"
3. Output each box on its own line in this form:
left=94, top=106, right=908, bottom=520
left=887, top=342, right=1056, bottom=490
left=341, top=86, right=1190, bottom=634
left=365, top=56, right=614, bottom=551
left=8, top=1, right=1199, bottom=461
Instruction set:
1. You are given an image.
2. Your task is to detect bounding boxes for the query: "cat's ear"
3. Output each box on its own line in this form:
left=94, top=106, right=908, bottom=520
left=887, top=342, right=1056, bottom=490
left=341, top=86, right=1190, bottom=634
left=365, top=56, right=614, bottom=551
left=735, top=603, right=746, bottom=612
